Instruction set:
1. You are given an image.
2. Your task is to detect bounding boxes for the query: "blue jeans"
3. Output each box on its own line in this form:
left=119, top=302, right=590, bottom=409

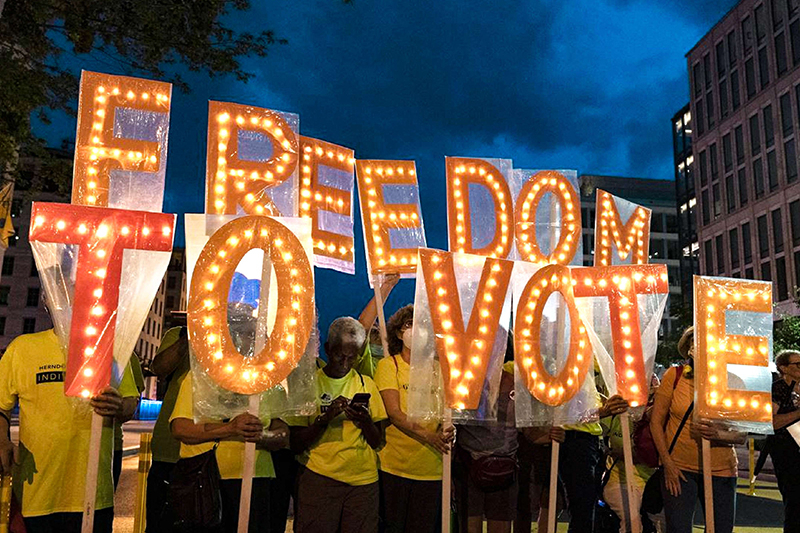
left=560, top=430, right=601, bottom=533
left=660, top=470, right=736, bottom=533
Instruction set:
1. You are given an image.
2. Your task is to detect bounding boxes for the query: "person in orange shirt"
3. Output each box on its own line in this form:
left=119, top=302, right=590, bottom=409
left=650, top=327, right=746, bottom=533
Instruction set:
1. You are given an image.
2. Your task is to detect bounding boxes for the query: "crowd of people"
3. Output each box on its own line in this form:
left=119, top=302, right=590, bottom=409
left=0, top=284, right=797, bottom=533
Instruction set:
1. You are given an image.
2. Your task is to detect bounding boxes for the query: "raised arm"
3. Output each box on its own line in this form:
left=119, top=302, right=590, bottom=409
left=358, top=274, right=400, bottom=333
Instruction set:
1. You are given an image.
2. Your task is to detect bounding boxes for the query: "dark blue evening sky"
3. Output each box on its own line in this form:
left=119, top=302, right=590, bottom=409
left=35, top=0, right=735, bottom=339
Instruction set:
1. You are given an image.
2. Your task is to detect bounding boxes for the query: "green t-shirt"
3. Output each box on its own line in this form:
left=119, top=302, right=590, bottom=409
left=114, top=355, right=145, bottom=451
left=151, top=327, right=191, bottom=463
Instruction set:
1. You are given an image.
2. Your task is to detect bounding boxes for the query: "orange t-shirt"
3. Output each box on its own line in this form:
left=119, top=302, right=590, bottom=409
left=655, top=367, right=738, bottom=477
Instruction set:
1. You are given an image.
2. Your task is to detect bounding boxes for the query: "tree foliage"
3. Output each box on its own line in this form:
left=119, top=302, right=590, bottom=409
left=0, top=0, right=289, bottom=183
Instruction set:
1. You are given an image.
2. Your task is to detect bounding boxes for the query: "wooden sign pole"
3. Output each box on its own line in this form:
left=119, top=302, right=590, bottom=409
left=81, top=411, right=104, bottom=533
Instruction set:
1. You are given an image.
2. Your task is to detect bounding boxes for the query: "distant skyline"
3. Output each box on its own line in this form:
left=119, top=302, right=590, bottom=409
left=32, top=0, right=737, bottom=338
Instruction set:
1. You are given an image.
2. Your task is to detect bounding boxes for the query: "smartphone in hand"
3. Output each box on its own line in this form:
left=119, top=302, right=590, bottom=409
left=349, top=393, right=371, bottom=409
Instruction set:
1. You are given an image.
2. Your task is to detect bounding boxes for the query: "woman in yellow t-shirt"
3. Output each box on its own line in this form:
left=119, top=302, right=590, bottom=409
left=170, top=372, right=289, bottom=532
left=375, top=305, right=455, bottom=533
left=650, top=326, right=746, bottom=533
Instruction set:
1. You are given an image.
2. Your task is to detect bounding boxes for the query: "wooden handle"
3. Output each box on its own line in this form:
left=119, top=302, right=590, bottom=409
left=620, top=412, right=641, bottom=533
left=82, top=411, right=104, bottom=533
left=702, top=437, right=715, bottom=533
left=373, top=276, right=391, bottom=358
left=441, top=409, right=452, bottom=533
left=547, top=440, right=560, bottom=533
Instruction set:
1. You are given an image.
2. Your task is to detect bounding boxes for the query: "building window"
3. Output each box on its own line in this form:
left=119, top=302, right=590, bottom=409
left=705, top=240, right=714, bottom=274
left=699, top=150, right=708, bottom=185
left=719, top=79, right=729, bottom=119
left=786, top=139, right=799, bottom=182
left=777, top=256, right=789, bottom=301
left=756, top=4, right=768, bottom=44
left=702, top=189, right=710, bottom=225
left=774, top=0, right=785, bottom=29
left=697, top=100, right=705, bottom=136
left=790, top=200, right=800, bottom=246
left=758, top=214, right=770, bottom=258
left=708, top=90, right=716, bottom=128
left=773, top=208, right=785, bottom=253
left=750, top=114, right=761, bottom=155
left=723, top=134, right=733, bottom=172
left=710, top=143, right=719, bottom=180
left=704, top=53, right=712, bottom=89
left=791, top=19, right=800, bottom=64
left=666, top=214, right=678, bottom=233
left=754, top=158, right=765, bottom=198
left=0, top=317, right=5, bottom=336
left=22, top=318, right=35, bottom=334
left=29, top=260, right=38, bottom=277
left=746, top=57, right=757, bottom=98
left=735, top=125, right=745, bottom=164
left=1, top=256, right=13, bottom=277
left=713, top=183, right=722, bottom=218
left=652, top=213, right=664, bottom=233
left=764, top=105, right=775, bottom=147
left=738, top=167, right=749, bottom=206
left=0, top=287, right=9, bottom=306
left=794, top=251, right=800, bottom=288
left=731, top=70, right=741, bottom=110
left=728, top=30, right=738, bottom=65
left=744, top=16, right=754, bottom=53
left=781, top=92, right=794, bottom=135
left=693, top=62, right=703, bottom=96
left=777, top=32, right=789, bottom=74
left=167, top=275, right=177, bottom=290
left=743, top=222, right=753, bottom=264
left=717, top=40, right=727, bottom=75
left=761, top=261, right=772, bottom=282
left=25, top=288, right=39, bottom=308
left=768, top=150, right=779, bottom=190
left=726, top=174, right=736, bottom=212
left=667, top=240, right=679, bottom=260
left=791, top=0, right=800, bottom=18
left=730, top=227, right=740, bottom=270
left=759, top=46, right=771, bottom=89
left=716, top=234, right=725, bottom=274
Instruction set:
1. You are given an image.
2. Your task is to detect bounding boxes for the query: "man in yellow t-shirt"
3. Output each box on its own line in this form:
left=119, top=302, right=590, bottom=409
left=170, top=370, right=288, bottom=532
left=374, top=304, right=454, bottom=533
left=289, top=317, right=387, bottom=533
left=0, top=328, right=140, bottom=533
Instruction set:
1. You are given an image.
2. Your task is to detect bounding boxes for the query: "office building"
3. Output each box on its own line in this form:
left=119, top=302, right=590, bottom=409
left=672, top=105, right=700, bottom=307
left=688, top=0, right=800, bottom=318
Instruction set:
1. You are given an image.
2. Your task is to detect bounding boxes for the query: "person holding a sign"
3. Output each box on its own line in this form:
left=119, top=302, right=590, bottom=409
left=770, top=350, right=800, bottom=533
left=650, top=327, right=746, bottom=533
left=375, top=304, right=455, bottom=533
left=170, top=373, right=289, bottom=532
left=0, top=327, right=140, bottom=533
left=289, top=317, right=387, bottom=533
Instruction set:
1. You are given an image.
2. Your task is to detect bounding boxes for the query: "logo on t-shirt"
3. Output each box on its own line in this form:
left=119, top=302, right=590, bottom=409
left=320, top=392, right=332, bottom=413
left=36, top=371, right=65, bottom=384
left=36, top=363, right=65, bottom=384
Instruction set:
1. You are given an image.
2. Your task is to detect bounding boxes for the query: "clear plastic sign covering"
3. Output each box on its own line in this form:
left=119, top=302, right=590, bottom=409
left=355, top=160, right=427, bottom=285
left=445, top=157, right=514, bottom=259
left=299, top=136, right=356, bottom=274
left=573, top=265, right=669, bottom=408
left=511, top=170, right=582, bottom=266
left=72, top=71, right=172, bottom=213
left=408, top=249, right=511, bottom=423
left=29, top=202, right=175, bottom=397
left=594, top=189, right=651, bottom=266
left=694, top=276, right=774, bottom=434
left=185, top=214, right=317, bottom=420
left=205, top=101, right=299, bottom=218
left=512, top=261, right=598, bottom=427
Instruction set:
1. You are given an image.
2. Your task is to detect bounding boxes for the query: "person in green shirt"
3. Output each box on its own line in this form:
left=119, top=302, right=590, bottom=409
left=145, top=323, right=190, bottom=533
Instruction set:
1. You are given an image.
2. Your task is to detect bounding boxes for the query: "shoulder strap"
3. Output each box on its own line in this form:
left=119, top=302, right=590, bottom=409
left=667, top=366, right=692, bottom=455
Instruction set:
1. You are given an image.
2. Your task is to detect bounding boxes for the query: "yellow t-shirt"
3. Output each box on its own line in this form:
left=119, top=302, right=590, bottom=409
left=289, top=368, right=387, bottom=486
left=375, top=356, right=441, bottom=480
left=170, top=373, right=275, bottom=480
left=150, top=327, right=190, bottom=463
left=656, top=367, right=737, bottom=476
left=0, top=329, right=139, bottom=516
